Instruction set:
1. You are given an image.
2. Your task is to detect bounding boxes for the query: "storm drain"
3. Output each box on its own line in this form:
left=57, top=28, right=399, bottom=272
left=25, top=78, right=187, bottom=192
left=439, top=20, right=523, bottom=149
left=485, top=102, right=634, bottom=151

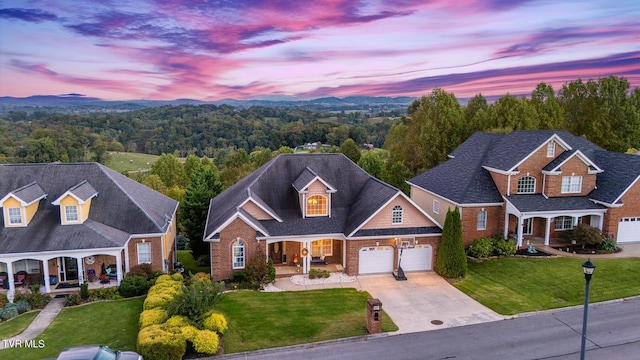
left=431, top=320, right=444, bottom=325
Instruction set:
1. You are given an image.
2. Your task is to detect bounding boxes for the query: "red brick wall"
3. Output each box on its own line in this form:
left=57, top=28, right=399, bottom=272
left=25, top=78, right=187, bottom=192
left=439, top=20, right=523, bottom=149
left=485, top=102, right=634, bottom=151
left=128, top=237, right=163, bottom=271
left=461, top=205, right=503, bottom=246
left=545, top=156, right=597, bottom=197
left=602, top=179, right=640, bottom=240
left=210, top=218, right=266, bottom=281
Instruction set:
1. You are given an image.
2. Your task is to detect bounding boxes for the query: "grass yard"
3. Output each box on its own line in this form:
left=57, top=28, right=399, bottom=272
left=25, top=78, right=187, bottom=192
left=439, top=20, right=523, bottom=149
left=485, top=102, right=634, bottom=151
left=454, top=257, right=640, bottom=315
left=216, top=288, right=398, bottom=354
left=106, top=151, right=160, bottom=173
left=0, top=297, right=144, bottom=360
left=0, top=311, right=40, bottom=339
left=177, top=249, right=210, bottom=274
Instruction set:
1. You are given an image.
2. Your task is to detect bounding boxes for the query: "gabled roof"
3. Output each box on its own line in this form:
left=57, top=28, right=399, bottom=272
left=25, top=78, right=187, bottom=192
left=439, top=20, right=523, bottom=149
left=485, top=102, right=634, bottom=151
left=0, top=163, right=178, bottom=254
left=205, top=153, right=441, bottom=240
left=542, top=150, right=602, bottom=174
left=52, top=180, right=98, bottom=205
left=0, top=182, right=47, bottom=206
left=292, top=167, right=337, bottom=193
left=589, top=151, right=640, bottom=205
left=408, top=132, right=504, bottom=204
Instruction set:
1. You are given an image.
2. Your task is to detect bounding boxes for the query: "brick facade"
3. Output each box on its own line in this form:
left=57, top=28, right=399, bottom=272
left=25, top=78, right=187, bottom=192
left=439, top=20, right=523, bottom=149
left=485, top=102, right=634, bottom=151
left=461, top=205, right=503, bottom=246
left=602, top=181, right=640, bottom=239
left=210, top=217, right=266, bottom=281
left=544, top=157, right=597, bottom=197
left=128, top=236, right=164, bottom=271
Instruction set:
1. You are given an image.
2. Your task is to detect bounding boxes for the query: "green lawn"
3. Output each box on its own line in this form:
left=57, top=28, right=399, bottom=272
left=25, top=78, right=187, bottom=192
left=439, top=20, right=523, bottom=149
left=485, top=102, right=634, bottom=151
left=454, top=257, right=640, bottom=315
left=106, top=152, right=160, bottom=173
left=0, top=311, right=40, bottom=339
left=0, top=298, right=144, bottom=360
left=216, top=288, right=398, bottom=353
left=177, top=249, right=210, bottom=274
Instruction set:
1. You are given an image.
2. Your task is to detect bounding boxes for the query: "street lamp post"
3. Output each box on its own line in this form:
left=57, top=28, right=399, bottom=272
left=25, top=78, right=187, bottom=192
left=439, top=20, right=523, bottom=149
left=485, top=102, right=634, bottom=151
left=580, top=258, right=596, bottom=360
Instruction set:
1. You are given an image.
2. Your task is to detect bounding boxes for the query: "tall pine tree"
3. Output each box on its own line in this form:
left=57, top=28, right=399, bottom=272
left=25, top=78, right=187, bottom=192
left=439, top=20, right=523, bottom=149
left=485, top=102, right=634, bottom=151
left=181, top=166, right=223, bottom=261
left=435, top=207, right=467, bottom=278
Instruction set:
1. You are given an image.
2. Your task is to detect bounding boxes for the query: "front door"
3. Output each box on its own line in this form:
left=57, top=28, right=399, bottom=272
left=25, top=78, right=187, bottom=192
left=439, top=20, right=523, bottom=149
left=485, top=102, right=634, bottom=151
left=58, top=257, right=78, bottom=282
left=269, top=242, right=283, bottom=263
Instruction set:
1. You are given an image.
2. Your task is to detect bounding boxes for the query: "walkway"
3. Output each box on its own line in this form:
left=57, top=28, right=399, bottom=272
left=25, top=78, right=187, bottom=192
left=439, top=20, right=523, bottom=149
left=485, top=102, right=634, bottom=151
left=0, top=297, right=66, bottom=349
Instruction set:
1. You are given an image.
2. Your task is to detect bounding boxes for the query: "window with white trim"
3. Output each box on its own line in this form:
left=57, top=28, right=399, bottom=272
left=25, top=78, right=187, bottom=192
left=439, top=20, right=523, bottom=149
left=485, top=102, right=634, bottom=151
left=554, top=216, right=574, bottom=230
left=517, top=176, right=536, bottom=194
left=306, top=195, right=327, bottom=216
left=13, top=259, right=41, bottom=274
left=433, top=200, right=440, bottom=214
left=65, top=205, right=78, bottom=222
left=547, top=142, right=555, bottom=157
left=232, top=240, right=245, bottom=269
left=311, top=239, right=332, bottom=257
left=392, top=205, right=403, bottom=224
left=477, top=210, right=487, bottom=230
left=561, top=176, right=582, bottom=193
left=137, top=242, right=151, bottom=264
left=8, top=208, right=22, bottom=224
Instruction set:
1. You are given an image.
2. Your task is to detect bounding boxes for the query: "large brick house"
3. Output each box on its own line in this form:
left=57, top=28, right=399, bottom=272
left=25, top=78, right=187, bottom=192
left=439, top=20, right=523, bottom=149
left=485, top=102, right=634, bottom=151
left=0, top=163, right=178, bottom=295
left=204, top=153, right=442, bottom=280
left=408, top=130, right=640, bottom=247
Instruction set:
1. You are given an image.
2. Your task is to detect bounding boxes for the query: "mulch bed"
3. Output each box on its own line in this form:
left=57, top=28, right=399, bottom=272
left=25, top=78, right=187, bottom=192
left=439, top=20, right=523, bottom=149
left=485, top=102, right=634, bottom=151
left=552, top=245, right=620, bottom=255
left=515, top=249, right=554, bottom=257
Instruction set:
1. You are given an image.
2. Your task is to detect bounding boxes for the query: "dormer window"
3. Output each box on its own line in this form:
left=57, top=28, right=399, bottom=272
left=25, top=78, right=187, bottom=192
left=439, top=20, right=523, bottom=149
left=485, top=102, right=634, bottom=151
left=64, top=206, right=79, bottom=223
left=8, top=208, right=22, bottom=225
left=306, top=195, right=327, bottom=216
left=392, top=205, right=403, bottom=224
left=517, top=176, right=536, bottom=194
left=547, top=142, right=555, bottom=157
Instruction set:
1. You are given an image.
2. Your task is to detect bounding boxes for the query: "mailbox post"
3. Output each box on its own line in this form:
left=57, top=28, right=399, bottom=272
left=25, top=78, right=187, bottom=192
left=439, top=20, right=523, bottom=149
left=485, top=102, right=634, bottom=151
left=367, top=298, right=383, bottom=334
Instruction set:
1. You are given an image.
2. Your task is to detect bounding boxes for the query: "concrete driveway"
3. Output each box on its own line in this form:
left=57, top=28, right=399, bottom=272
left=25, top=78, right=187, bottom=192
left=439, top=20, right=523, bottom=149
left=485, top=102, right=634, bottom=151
left=358, top=272, right=506, bottom=334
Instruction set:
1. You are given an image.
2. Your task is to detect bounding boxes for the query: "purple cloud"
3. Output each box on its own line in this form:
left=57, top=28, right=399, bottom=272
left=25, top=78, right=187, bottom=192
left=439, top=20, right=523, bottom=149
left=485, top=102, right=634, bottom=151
left=0, top=8, right=59, bottom=22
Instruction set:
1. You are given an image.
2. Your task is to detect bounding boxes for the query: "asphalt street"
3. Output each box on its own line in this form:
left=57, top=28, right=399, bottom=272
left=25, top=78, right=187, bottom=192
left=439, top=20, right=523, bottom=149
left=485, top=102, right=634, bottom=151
left=210, top=296, right=640, bottom=360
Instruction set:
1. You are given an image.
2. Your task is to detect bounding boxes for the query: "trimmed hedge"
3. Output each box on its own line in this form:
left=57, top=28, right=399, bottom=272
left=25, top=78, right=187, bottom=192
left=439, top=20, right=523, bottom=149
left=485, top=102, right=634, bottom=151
left=165, top=315, right=190, bottom=328
left=144, top=292, right=177, bottom=310
left=137, top=324, right=186, bottom=360
left=192, top=329, right=219, bottom=354
left=203, top=312, right=228, bottom=334
left=139, top=308, right=169, bottom=328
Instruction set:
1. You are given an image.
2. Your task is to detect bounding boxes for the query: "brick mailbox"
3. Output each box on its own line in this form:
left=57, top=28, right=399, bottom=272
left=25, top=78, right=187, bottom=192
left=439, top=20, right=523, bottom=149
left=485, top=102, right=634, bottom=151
left=367, top=298, right=383, bottom=334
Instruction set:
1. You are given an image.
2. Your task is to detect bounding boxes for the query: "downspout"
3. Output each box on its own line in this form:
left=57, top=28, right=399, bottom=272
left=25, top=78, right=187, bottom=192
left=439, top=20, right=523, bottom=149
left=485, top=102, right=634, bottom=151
left=542, top=174, right=547, bottom=198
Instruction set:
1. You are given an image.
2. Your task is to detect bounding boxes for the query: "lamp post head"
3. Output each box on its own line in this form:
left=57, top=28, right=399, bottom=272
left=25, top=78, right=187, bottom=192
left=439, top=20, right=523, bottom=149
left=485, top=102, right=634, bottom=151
left=582, top=258, right=596, bottom=281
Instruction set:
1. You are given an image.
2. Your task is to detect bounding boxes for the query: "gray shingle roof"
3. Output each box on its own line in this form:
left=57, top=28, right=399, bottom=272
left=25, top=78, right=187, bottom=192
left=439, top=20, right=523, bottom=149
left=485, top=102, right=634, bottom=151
left=68, top=180, right=98, bottom=202
left=292, top=167, right=317, bottom=191
left=9, top=182, right=47, bottom=204
left=205, top=153, right=439, bottom=240
left=505, top=195, right=605, bottom=213
left=0, top=163, right=178, bottom=254
left=352, top=226, right=441, bottom=237
left=589, top=151, right=640, bottom=205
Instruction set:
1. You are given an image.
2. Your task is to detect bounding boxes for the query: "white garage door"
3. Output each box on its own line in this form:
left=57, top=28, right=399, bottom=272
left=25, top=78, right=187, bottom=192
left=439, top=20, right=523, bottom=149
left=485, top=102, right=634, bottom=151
left=359, top=246, right=394, bottom=274
left=398, top=244, right=432, bottom=271
left=618, top=217, right=640, bottom=243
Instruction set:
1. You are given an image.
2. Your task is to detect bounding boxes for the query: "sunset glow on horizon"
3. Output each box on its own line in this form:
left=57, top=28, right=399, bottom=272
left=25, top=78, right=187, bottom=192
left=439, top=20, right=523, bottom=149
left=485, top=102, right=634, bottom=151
left=0, top=0, right=638, bottom=101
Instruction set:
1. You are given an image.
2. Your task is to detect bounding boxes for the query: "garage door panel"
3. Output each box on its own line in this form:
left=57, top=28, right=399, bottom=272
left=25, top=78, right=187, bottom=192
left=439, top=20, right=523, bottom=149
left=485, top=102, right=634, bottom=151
left=399, top=245, right=432, bottom=271
left=618, top=217, right=640, bottom=243
left=359, top=246, right=393, bottom=274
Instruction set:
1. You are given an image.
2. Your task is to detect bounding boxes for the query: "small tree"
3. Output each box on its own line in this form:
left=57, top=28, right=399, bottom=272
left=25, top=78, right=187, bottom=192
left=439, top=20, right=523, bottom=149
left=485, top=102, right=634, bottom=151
left=435, top=207, right=467, bottom=278
left=561, top=224, right=606, bottom=249
left=340, top=138, right=361, bottom=163
left=245, top=247, right=276, bottom=288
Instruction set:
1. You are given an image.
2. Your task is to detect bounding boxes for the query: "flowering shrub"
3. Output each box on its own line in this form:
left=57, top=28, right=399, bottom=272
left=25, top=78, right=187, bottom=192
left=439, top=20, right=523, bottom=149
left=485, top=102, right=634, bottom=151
left=203, top=312, right=228, bottom=334
left=192, top=329, right=219, bottom=354
left=139, top=308, right=169, bottom=328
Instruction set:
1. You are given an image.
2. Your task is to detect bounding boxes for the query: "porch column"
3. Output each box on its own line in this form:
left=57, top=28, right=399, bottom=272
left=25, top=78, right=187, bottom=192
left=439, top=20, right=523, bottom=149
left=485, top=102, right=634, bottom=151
left=77, top=256, right=84, bottom=285
left=503, top=211, right=510, bottom=239
left=124, top=246, right=130, bottom=273
left=302, top=242, right=309, bottom=274
left=598, top=215, right=604, bottom=230
left=516, top=217, right=524, bottom=247
left=116, top=252, right=123, bottom=285
left=544, top=218, right=551, bottom=246
left=7, top=262, right=15, bottom=302
left=42, top=259, right=51, bottom=293
left=572, top=216, right=579, bottom=227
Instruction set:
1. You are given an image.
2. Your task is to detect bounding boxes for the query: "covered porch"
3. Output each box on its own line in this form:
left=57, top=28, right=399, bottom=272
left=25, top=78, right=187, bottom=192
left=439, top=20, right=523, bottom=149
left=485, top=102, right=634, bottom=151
left=264, top=237, right=345, bottom=276
left=503, top=195, right=607, bottom=247
left=0, top=248, right=123, bottom=299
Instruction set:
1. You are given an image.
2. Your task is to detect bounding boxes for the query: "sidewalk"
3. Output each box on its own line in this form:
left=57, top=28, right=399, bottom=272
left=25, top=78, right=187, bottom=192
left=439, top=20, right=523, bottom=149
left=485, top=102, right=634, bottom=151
left=0, top=297, right=66, bottom=349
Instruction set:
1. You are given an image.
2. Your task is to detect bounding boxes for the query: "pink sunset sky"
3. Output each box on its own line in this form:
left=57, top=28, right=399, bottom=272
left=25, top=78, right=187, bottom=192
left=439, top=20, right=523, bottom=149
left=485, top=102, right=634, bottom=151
left=0, top=0, right=638, bottom=101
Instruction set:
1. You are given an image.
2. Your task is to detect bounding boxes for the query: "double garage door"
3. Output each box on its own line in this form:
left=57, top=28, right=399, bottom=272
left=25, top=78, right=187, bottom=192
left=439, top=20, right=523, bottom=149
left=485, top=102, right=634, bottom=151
left=358, top=245, right=432, bottom=274
left=618, top=217, right=640, bottom=243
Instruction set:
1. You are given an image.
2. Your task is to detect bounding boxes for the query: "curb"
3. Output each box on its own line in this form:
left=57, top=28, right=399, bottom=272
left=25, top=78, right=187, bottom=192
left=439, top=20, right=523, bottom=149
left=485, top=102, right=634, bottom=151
left=514, top=294, right=640, bottom=318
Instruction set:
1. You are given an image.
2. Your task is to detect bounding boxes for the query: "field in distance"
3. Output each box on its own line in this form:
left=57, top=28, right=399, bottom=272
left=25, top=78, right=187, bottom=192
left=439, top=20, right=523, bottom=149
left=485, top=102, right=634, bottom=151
left=107, top=152, right=160, bottom=173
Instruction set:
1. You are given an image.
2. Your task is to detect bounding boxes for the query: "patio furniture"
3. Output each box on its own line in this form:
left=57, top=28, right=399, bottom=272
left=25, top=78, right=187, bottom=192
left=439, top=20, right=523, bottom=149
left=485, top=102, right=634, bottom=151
left=311, top=255, right=327, bottom=265
left=15, top=272, right=27, bottom=287
left=0, top=273, right=7, bottom=289
left=105, top=264, right=118, bottom=278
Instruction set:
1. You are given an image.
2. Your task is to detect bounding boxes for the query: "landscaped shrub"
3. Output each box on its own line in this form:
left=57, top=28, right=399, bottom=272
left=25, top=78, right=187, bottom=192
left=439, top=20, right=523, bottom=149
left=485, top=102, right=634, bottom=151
left=171, top=273, right=184, bottom=282
left=14, top=285, right=51, bottom=309
left=66, top=293, right=84, bottom=306
left=245, top=248, right=276, bottom=287
left=0, top=293, right=8, bottom=308
left=144, top=291, right=177, bottom=310
left=1, top=303, right=18, bottom=320
left=467, top=237, right=493, bottom=258
left=154, top=274, right=176, bottom=285
left=88, top=287, right=122, bottom=301
left=308, top=268, right=330, bottom=279
left=166, top=315, right=191, bottom=328
left=80, top=282, right=90, bottom=299
left=230, top=271, right=248, bottom=283
left=15, top=300, right=31, bottom=314
left=168, top=279, right=223, bottom=322
left=137, top=324, right=186, bottom=360
left=196, top=255, right=210, bottom=267
left=203, top=312, right=228, bottom=334
left=492, top=236, right=516, bottom=256
left=128, top=264, right=156, bottom=280
left=192, top=329, right=219, bottom=354
left=180, top=325, right=199, bottom=341
left=139, top=308, right=169, bottom=328
left=118, top=275, right=152, bottom=298
left=562, top=224, right=606, bottom=249
left=435, top=207, right=467, bottom=278
left=600, top=238, right=617, bottom=253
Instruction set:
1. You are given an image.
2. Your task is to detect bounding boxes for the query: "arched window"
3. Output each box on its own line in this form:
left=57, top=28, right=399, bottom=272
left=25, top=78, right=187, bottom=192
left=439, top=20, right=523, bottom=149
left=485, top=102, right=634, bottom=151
left=306, top=195, right=327, bottom=216
left=517, top=176, right=536, bottom=194
left=232, top=239, right=245, bottom=269
left=392, top=205, right=403, bottom=224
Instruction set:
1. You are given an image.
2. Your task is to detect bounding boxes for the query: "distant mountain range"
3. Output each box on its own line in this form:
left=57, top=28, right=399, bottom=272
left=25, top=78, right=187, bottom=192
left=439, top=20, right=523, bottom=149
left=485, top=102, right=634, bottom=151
left=0, top=94, right=417, bottom=112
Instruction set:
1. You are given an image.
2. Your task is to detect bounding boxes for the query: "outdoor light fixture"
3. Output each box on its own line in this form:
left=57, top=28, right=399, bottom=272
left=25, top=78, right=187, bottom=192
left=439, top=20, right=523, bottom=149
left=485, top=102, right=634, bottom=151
left=580, top=258, right=596, bottom=360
